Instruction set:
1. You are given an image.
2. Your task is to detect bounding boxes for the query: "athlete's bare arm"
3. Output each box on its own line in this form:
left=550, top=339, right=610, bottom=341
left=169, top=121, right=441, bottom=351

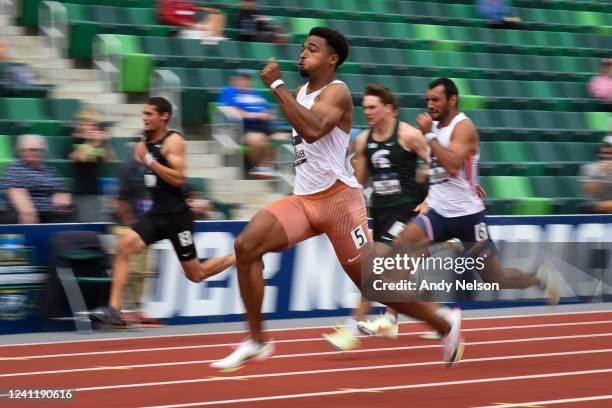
left=261, top=58, right=352, bottom=143
left=398, top=122, right=428, bottom=163
left=353, top=130, right=370, bottom=186
left=417, top=114, right=478, bottom=177
left=136, top=133, right=187, bottom=187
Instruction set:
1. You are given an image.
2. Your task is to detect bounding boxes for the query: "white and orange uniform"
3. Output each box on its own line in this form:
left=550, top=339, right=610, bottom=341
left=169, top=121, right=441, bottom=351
left=264, top=80, right=371, bottom=265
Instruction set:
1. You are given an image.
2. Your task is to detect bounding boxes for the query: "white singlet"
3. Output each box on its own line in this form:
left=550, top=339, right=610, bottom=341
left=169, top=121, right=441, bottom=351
left=292, top=80, right=360, bottom=195
left=427, top=112, right=485, bottom=217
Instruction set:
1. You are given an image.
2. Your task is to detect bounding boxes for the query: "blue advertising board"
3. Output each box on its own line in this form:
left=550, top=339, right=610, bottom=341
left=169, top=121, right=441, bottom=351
left=0, top=216, right=610, bottom=334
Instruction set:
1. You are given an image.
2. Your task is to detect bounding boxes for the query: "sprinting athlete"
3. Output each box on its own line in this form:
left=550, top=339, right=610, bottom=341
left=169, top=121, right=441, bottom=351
left=89, top=97, right=235, bottom=325
left=323, top=83, right=428, bottom=350
left=396, top=78, right=559, bottom=304
left=210, top=28, right=463, bottom=370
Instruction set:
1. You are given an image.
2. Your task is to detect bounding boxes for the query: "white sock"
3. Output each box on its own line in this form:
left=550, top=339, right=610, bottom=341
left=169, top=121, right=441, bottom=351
left=536, top=266, right=547, bottom=289
left=344, top=318, right=360, bottom=335
left=384, top=312, right=398, bottom=324
left=435, top=306, right=451, bottom=319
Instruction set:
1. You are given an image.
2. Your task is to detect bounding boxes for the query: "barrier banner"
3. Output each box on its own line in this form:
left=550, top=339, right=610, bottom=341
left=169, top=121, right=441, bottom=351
left=142, top=215, right=612, bottom=325
left=0, top=216, right=610, bottom=333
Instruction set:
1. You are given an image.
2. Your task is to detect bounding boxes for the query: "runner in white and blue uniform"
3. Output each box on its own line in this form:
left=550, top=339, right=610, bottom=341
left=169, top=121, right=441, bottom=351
left=399, top=78, right=559, bottom=304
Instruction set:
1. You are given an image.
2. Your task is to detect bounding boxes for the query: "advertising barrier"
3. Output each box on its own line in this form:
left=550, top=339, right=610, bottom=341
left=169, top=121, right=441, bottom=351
left=0, top=215, right=610, bottom=334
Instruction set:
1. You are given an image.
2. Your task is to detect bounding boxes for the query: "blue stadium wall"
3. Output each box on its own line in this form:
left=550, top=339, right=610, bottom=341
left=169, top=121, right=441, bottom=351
left=0, top=215, right=610, bottom=334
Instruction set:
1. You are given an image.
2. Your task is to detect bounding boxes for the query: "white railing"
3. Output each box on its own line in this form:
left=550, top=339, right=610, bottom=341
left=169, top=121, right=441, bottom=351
left=38, top=1, right=67, bottom=61
left=92, top=33, right=122, bottom=95
left=151, top=69, right=183, bottom=134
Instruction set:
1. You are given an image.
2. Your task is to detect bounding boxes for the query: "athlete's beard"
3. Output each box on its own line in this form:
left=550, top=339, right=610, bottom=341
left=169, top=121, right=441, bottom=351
left=434, top=105, right=451, bottom=123
left=144, top=130, right=153, bottom=141
left=299, top=68, right=309, bottom=78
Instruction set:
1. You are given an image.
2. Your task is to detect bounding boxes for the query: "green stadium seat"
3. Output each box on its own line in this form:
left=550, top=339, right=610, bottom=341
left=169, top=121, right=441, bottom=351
left=47, top=99, right=81, bottom=123
left=96, top=34, right=153, bottom=92
left=65, top=4, right=101, bottom=59
left=45, top=136, right=71, bottom=160
left=187, top=177, right=208, bottom=194
left=0, top=136, right=14, bottom=161
left=110, top=137, right=139, bottom=162
left=0, top=98, right=62, bottom=136
left=488, top=176, right=552, bottom=214
left=122, top=8, right=172, bottom=37
left=289, top=18, right=326, bottom=34
left=585, top=112, right=611, bottom=132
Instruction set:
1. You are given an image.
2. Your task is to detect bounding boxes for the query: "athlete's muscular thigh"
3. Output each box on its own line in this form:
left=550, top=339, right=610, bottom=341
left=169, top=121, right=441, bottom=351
left=234, top=209, right=289, bottom=263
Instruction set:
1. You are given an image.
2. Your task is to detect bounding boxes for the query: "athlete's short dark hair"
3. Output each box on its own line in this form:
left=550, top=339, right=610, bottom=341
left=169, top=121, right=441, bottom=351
left=147, top=97, right=173, bottom=118
left=308, top=27, right=349, bottom=69
left=364, top=83, right=399, bottom=111
left=428, top=77, right=459, bottom=100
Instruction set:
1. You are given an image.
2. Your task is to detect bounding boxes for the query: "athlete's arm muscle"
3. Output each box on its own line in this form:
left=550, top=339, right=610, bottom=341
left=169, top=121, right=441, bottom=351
left=399, top=123, right=428, bottom=163
left=151, top=133, right=187, bottom=187
left=430, top=120, right=478, bottom=177
left=273, top=83, right=351, bottom=143
left=353, top=130, right=370, bottom=186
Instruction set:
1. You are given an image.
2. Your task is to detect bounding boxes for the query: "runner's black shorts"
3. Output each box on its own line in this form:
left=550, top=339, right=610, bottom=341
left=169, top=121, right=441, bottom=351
left=132, top=209, right=197, bottom=261
left=370, top=203, right=418, bottom=244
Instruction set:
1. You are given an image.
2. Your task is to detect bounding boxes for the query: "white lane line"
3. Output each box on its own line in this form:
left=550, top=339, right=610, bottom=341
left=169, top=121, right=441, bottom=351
left=1, top=309, right=609, bottom=348
left=2, top=333, right=611, bottom=377
left=139, top=368, right=612, bottom=407
left=0, top=334, right=610, bottom=380
left=2, top=319, right=611, bottom=361
left=1, top=349, right=611, bottom=398
left=474, top=394, right=612, bottom=408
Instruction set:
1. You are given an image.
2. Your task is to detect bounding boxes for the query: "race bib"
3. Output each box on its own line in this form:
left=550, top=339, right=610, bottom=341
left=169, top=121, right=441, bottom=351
left=372, top=172, right=401, bottom=195
left=428, top=158, right=450, bottom=185
left=144, top=174, right=157, bottom=187
left=293, top=134, right=307, bottom=166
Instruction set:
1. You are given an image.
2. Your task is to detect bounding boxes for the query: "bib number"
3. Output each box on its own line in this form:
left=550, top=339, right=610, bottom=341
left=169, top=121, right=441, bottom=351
left=144, top=174, right=157, bottom=187
left=474, top=222, right=489, bottom=242
left=177, top=230, right=193, bottom=247
left=293, top=135, right=307, bottom=166
left=351, top=225, right=368, bottom=249
left=372, top=172, right=401, bottom=195
left=428, top=158, right=450, bottom=185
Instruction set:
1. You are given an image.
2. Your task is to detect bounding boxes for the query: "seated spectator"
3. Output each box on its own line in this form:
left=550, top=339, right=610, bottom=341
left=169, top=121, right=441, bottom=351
left=238, top=0, right=290, bottom=43
left=2, top=134, right=74, bottom=224
left=218, top=69, right=290, bottom=178
left=0, top=39, right=38, bottom=96
left=67, top=110, right=115, bottom=223
left=588, top=58, right=612, bottom=102
left=580, top=136, right=612, bottom=213
left=157, top=0, right=226, bottom=44
left=0, top=38, right=8, bottom=61
left=476, top=0, right=523, bottom=29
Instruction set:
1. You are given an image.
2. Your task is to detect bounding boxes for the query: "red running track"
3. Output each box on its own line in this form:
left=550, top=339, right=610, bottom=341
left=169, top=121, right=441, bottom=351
left=1, top=310, right=611, bottom=407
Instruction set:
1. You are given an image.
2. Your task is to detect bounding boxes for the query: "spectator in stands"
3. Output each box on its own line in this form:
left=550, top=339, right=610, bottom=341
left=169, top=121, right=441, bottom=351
left=218, top=68, right=290, bottom=178
left=67, top=110, right=115, bottom=223
left=476, top=0, right=523, bottom=29
left=238, top=0, right=290, bottom=43
left=580, top=136, right=612, bottom=213
left=588, top=58, right=612, bottom=102
left=157, top=0, right=226, bottom=44
left=2, top=134, right=74, bottom=224
left=0, top=38, right=8, bottom=61
left=0, top=39, right=38, bottom=96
